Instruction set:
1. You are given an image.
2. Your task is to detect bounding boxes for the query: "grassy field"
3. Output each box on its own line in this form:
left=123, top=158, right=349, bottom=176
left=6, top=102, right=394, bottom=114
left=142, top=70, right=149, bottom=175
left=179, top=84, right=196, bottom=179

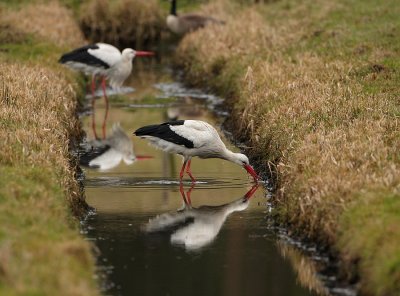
left=0, top=1, right=98, bottom=294
left=175, top=0, right=400, bottom=294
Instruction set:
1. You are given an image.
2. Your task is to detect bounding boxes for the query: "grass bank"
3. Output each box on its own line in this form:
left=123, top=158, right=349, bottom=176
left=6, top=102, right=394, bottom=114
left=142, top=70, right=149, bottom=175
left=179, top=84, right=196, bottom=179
left=79, top=0, right=164, bottom=48
left=0, top=1, right=98, bottom=294
left=175, top=0, right=400, bottom=294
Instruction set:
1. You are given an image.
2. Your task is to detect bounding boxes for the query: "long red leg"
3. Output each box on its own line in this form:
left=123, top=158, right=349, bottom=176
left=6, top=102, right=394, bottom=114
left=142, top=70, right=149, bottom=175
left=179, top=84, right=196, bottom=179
left=185, top=159, right=196, bottom=183
left=91, top=75, right=99, bottom=139
left=179, top=182, right=189, bottom=205
left=179, top=159, right=188, bottom=182
left=101, top=77, right=109, bottom=139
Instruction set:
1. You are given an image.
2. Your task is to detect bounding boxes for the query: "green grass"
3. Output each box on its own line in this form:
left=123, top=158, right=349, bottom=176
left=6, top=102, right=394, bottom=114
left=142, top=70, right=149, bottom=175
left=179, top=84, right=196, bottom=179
left=280, top=0, right=400, bottom=96
left=0, top=145, right=97, bottom=295
left=137, top=94, right=177, bottom=104
left=0, top=0, right=81, bottom=10
left=339, top=190, right=400, bottom=295
left=0, top=36, right=61, bottom=62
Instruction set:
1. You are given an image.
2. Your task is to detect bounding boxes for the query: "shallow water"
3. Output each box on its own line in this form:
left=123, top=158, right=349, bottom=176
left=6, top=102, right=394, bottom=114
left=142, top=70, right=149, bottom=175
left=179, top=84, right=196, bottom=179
left=80, top=57, right=336, bottom=296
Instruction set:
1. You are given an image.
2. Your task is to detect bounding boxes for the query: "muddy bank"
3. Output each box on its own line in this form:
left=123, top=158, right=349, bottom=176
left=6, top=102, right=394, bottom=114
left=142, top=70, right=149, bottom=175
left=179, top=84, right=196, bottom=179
left=173, top=0, right=400, bottom=295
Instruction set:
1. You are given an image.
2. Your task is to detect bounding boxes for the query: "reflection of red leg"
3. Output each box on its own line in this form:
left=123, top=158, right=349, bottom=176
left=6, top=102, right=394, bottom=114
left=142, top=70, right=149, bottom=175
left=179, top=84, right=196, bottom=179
left=91, top=76, right=98, bottom=139
left=244, top=183, right=260, bottom=201
left=185, top=159, right=196, bottom=183
left=179, top=182, right=195, bottom=206
left=179, top=182, right=189, bottom=205
left=179, top=159, right=188, bottom=182
left=101, top=77, right=109, bottom=139
left=185, top=182, right=196, bottom=205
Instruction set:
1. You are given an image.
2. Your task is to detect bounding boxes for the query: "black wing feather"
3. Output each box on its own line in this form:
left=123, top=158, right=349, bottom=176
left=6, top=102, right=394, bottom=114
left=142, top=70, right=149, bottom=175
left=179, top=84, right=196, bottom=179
left=134, top=120, right=194, bottom=149
left=59, top=44, right=110, bottom=69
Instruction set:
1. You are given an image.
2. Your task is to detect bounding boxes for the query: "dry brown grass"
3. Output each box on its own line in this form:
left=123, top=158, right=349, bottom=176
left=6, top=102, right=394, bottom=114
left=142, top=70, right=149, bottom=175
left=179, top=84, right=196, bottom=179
left=79, top=0, right=164, bottom=48
left=0, top=62, right=86, bottom=212
left=2, top=1, right=85, bottom=47
left=238, top=54, right=399, bottom=242
left=176, top=0, right=400, bottom=294
left=0, top=62, right=98, bottom=295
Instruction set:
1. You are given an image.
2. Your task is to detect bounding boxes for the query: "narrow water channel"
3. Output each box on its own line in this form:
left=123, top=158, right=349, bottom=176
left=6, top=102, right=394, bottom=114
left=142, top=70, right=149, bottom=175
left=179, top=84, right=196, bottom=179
left=79, top=54, right=331, bottom=296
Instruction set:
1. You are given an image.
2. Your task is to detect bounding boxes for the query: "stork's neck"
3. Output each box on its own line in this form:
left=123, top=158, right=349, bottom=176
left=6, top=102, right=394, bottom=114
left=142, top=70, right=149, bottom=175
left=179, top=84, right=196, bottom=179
left=224, top=198, right=249, bottom=215
left=170, top=0, right=177, bottom=16
left=121, top=54, right=133, bottom=63
left=221, top=149, right=241, bottom=165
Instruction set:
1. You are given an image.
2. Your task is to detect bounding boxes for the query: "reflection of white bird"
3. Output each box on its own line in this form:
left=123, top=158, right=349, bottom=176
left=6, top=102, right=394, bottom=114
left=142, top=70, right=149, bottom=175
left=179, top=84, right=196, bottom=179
left=134, top=120, right=259, bottom=182
left=59, top=43, right=154, bottom=139
left=80, top=123, right=136, bottom=171
left=166, top=0, right=224, bottom=35
left=143, top=184, right=259, bottom=250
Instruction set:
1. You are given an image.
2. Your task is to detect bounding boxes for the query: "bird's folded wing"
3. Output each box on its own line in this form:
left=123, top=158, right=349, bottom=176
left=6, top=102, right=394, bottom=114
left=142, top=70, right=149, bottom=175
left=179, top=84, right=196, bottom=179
left=89, top=148, right=123, bottom=170
left=88, top=43, right=121, bottom=67
left=170, top=121, right=222, bottom=148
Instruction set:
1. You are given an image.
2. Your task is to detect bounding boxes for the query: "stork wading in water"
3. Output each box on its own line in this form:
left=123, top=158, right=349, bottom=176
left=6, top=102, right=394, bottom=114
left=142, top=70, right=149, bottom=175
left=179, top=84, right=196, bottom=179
left=166, top=0, right=224, bottom=35
left=133, top=120, right=259, bottom=183
left=59, top=43, right=154, bottom=139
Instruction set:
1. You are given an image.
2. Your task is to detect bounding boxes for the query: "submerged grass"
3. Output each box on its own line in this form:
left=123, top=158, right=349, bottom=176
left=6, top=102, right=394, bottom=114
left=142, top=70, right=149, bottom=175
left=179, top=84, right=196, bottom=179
left=0, top=1, right=98, bottom=294
left=176, top=0, right=400, bottom=294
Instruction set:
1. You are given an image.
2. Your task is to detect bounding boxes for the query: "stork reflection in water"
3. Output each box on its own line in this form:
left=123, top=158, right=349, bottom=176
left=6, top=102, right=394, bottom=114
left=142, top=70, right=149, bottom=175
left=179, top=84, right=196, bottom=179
left=142, top=183, right=259, bottom=250
left=80, top=123, right=151, bottom=171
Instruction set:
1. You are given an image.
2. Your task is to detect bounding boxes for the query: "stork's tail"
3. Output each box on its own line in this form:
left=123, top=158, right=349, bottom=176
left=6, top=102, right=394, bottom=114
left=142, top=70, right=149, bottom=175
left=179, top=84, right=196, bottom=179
left=134, top=124, right=162, bottom=137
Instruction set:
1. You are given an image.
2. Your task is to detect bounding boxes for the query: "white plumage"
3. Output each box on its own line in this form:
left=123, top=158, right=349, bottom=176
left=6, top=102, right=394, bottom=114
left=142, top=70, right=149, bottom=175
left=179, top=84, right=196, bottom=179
left=60, top=43, right=154, bottom=139
left=60, top=43, right=154, bottom=90
left=134, top=120, right=259, bottom=182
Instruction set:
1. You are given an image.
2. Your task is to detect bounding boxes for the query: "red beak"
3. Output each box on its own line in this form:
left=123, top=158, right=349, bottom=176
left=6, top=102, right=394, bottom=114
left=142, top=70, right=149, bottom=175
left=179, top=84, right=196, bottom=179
left=243, top=164, right=259, bottom=182
left=135, top=51, right=155, bottom=57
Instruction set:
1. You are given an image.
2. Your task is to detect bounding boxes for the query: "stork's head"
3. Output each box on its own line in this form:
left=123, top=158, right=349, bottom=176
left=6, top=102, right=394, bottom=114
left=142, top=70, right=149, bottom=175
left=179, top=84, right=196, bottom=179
left=122, top=48, right=155, bottom=61
left=233, top=153, right=259, bottom=181
left=122, top=48, right=136, bottom=61
left=123, top=153, right=137, bottom=165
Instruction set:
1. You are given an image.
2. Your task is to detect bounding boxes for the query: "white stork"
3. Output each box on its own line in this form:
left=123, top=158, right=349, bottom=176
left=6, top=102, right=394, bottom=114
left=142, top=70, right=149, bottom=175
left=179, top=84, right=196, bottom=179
left=133, top=120, right=259, bottom=182
left=59, top=43, right=154, bottom=139
left=166, top=0, right=224, bottom=35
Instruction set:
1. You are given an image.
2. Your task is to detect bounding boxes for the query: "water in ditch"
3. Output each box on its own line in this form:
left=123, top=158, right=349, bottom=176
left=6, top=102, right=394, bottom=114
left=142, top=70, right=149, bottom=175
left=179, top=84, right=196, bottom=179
left=79, top=54, right=347, bottom=296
